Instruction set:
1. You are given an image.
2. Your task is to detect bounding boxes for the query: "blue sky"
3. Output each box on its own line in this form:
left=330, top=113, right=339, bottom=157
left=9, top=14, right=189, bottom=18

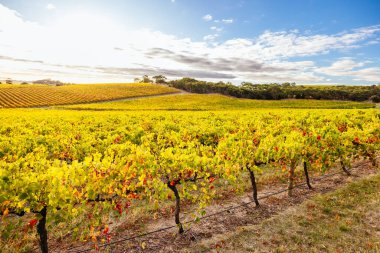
left=0, top=0, right=379, bottom=84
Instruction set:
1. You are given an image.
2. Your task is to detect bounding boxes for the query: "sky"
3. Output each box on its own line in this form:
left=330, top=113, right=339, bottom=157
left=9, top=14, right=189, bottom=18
left=0, top=0, right=380, bottom=84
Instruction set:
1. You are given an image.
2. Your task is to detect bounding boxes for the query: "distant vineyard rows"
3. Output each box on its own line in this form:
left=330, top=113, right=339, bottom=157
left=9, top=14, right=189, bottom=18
left=0, top=83, right=178, bottom=108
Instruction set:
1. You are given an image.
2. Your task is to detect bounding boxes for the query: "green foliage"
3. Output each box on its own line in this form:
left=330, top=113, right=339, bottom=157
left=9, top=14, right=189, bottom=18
left=0, top=108, right=379, bottom=249
left=140, top=75, right=153, bottom=84
left=152, top=75, right=167, bottom=84
left=169, top=78, right=380, bottom=102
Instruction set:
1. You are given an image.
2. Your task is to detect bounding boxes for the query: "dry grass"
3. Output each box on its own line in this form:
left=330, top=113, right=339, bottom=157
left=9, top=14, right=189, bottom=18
left=192, top=173, right=380, bottom=253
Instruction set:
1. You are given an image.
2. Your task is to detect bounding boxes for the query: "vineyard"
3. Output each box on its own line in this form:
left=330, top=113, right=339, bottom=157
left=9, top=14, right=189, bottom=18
left=2, top=0, right=379, bottom=251
left=61, top=93, right=376, bottom=111
left=0, top=104, right=379, bottom=252
left=0, top=83, right=179, bottom=108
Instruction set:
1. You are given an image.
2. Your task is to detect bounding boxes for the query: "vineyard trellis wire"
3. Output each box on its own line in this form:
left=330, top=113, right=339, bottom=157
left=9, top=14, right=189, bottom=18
left=69, top=166, right=357, bottom=253
left=1, top=108, right=378, bottom=253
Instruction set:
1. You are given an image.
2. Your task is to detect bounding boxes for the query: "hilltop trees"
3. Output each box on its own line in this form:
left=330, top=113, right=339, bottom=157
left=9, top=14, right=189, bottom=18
left=168, top=77, right=380, bottom=102
left=32, top=79, right=64, bottom=86
left=141, top=75, right=153, bottom=83
left=369, top=95, right=380, bottom=103
left=135, top=75, right=168, bottom=84
left=134, top=75, right=153, bottom=84
left=152, top=75, right=167, bottom=84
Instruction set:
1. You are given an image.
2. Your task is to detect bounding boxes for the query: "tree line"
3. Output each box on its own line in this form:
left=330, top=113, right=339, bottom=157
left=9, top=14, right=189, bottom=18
left=135, top=75, right=380, bottom=102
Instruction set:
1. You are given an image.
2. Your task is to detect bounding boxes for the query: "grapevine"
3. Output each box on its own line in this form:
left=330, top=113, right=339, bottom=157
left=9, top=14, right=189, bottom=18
left=0, top=109, right=379, bottom=252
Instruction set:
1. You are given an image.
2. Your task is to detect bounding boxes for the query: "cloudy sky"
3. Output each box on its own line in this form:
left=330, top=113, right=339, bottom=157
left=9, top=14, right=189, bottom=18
left=0, top=0, right=379, bottom=84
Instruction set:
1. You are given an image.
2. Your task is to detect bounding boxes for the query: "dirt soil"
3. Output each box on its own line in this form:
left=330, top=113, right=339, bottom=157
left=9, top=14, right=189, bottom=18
left=57, top=159, right=378, bottom=253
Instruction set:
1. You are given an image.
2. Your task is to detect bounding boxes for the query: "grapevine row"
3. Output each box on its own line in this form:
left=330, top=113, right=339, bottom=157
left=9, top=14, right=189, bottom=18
left=0, top=83, right=178, bottom=108
left=0, top=109, right=379, bottom=252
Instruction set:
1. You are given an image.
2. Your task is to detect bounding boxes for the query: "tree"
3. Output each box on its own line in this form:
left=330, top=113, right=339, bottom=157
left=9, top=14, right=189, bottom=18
left=369, top=95, right=380, bottom=103
left=240, top=82, right=254, bottom=88
left=152, top=75, right=167, bottom=84
left=5, top=78, right=12, bottom=84
left=134, top=78, right=141, bottom=83
left=32, top=79, right=64, bottom=85
left=140, top=75, right=153, bottom=83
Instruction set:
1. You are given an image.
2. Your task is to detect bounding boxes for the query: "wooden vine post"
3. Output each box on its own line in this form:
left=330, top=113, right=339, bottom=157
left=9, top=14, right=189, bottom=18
left=37, top=206, right=49, bottom=253
left=303, top=161, right=313, bottom=189
left=246, top=165, right=260, bottom=207
left=288, top=160, right=297, bottom=197
left=340, top=159, right=351, bottom=176
left=167, top=181, right=184, bottom=234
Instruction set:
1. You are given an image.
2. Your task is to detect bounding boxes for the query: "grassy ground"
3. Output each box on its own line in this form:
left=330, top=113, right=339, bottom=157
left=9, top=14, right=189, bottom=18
left=192, top=174, right=380, bottom=253
left=61, top=94, right=375, bottom=110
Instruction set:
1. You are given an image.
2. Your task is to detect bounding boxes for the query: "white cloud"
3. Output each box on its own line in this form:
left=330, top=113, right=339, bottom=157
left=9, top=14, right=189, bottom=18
left=0, top=4, right=379, bottom=83
left=203, top=34, right=219, bottom=41
left=46, top=3, right=55, bottom=10
left=221, top=19, right=234, bottom=24
left=210, top=26, right=223, bottom=32
left=242, top=71, right=323, bottom=83
left=316, top=58, right=380, bottom=82
left=246, top=26, right=380, bottom=60
left=367, top=40, right=379, bottom=45
left=317, top=58, right=367, bottom=76
left=350, top=67, right=380, bottom=82
left=202, top=14, right=213, bottom=22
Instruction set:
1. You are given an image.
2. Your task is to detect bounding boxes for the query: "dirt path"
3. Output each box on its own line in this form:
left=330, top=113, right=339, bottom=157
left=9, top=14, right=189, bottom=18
left=61, top=159, right=379, bottom=253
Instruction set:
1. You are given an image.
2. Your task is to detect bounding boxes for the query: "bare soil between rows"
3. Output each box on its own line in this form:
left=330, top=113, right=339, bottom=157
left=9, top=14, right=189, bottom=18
left=55, top=159, right=378, bottom=253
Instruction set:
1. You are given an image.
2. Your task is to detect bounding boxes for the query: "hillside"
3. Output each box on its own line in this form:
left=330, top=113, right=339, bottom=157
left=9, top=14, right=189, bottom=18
left=0, top=83, right=179, bottom=108
left=61, top=93, right=375, bottom=110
